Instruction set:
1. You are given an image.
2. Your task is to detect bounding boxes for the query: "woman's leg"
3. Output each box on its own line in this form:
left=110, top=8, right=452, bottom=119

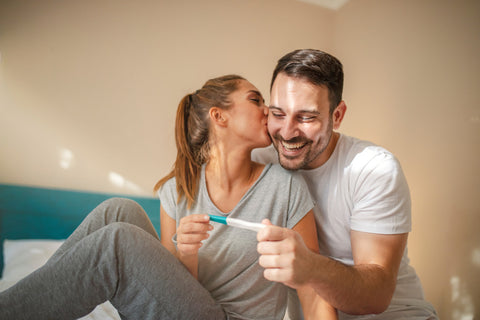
left=0, top=199, right=225, bottom=320
left=49, top=197, right=159, bottom=261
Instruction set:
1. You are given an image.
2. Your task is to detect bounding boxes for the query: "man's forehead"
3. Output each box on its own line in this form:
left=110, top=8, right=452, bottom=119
left=270, top=75, right=329, bottom=111
left=272, top=73, right=326, bottom=91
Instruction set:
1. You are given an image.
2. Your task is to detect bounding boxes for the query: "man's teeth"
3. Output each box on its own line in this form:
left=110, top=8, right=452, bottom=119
left=281, top=141, right=306, bottom=150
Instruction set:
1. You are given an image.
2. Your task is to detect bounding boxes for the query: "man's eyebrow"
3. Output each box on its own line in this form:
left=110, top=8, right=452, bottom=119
left=268, top=105, right=320, bottom=114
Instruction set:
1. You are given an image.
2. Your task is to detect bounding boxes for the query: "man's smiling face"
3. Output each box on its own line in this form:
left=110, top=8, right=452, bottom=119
left=268, top=73, right=337, bottom=170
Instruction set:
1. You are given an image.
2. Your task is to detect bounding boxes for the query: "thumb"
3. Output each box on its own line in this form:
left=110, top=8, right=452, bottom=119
left=261, top=219, right=273, bottom=226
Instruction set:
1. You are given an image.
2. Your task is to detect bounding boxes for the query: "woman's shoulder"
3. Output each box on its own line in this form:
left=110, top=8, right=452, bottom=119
left=262, top=163, right=306, bottom=184
left=156, top=176, right=177, bottom=198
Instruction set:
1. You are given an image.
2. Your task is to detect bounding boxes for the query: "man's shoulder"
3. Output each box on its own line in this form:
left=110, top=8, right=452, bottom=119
left=339, top=134, right=397, bottom=163
left=337, top=134, right=403, bottom=181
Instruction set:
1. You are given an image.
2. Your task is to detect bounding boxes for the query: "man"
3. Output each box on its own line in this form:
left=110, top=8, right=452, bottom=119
left=254, top=49, right=438, bottom=319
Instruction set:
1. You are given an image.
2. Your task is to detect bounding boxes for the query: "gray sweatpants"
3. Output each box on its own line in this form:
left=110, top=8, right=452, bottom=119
left=0, top=198, right=226, bottom=320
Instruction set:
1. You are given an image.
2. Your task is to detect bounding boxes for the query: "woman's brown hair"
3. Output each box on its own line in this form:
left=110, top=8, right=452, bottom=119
left=154, top=74, right=245, bottom=207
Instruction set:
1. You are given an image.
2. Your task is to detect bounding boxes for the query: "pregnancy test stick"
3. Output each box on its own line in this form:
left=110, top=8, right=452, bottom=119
left=209, top=214, right=266, bottom=232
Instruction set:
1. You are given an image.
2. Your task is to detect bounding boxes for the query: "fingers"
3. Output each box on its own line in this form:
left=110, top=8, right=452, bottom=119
left=177, top=214, right=213, bottom=255
left=258, top=250, right=293, bottom=268
left=261, top=219, right=273, bottom=226
left=263, top=267, right=295, bottom=284
left=258, top=249, right=299, bottom=287
left=257, top=228, right=311, bottom=288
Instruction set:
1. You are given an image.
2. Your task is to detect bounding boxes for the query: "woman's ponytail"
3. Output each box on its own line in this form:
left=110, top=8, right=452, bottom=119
left=154, top=75, right=245, bottom=207
left=154, top=93, right=201, bottom=207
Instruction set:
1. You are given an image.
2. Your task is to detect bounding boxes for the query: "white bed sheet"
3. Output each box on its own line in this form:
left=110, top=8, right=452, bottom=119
left=0, top=239, right=120, bottom=320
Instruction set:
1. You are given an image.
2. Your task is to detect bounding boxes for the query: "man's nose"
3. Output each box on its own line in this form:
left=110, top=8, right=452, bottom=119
left=279, top=117, right=299, bottom=140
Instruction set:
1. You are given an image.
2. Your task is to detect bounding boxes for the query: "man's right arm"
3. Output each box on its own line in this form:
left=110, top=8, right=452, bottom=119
left=257, top=227, right=407, bottom=315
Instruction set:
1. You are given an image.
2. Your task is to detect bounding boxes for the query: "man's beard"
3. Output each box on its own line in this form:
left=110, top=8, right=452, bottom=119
left=272, top=118, right=333, bottom=171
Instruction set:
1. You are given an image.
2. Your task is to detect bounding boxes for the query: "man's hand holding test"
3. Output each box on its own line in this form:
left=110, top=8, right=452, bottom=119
left=257, top=218, right=338, bottom=319
left=257, top=219, right=314, bottom=289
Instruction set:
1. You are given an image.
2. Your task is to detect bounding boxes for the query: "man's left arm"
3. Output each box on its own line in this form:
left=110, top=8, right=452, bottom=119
left=343, top=230, right=408, bottom=314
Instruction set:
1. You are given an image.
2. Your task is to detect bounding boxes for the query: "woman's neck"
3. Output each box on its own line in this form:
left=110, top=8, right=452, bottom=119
left=205, top=145, right=264, bottom=213
left=206, top=147, right=257, bottom=190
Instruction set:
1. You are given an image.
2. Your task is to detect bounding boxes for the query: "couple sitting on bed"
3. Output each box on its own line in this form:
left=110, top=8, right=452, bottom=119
left=0, top=49, right=437, bottom=320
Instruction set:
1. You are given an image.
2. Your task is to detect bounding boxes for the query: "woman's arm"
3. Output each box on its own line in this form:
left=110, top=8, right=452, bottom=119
left=292, top=211, right=338, bottom=320
left=160, top=206, right=177, bottom=254
left=160, top=206, right=211, bottom=279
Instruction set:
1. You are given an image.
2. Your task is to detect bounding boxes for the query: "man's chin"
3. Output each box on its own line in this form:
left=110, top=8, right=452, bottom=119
left=278, top=154, right=305, bottom=171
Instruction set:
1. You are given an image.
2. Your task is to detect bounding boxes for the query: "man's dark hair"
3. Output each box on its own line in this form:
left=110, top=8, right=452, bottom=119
left=271, top=49, right=344, bottom=112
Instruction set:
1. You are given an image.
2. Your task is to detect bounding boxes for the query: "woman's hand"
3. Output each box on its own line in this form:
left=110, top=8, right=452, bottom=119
left=176, top=214, right=212, bottom=258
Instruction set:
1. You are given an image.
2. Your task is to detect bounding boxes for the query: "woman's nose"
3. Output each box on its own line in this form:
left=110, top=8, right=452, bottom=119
left=263, top=106, right=268, bottom=116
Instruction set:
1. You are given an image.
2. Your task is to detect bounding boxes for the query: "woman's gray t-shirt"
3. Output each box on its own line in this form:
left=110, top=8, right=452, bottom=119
left=158, top=163, right=314, bottom=320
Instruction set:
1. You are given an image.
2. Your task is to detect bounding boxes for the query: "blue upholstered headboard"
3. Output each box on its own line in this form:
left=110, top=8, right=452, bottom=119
left=0, top=184, right=160, bottom=277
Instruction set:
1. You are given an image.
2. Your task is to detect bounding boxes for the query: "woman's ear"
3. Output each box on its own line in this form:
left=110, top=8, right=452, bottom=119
left=209, top=107, right=228, bottom=127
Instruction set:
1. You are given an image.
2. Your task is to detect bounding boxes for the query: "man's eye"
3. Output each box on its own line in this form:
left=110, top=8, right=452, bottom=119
left=272, top=112, right=284, bottom=118
left=300, top=116, right=315, bottom=122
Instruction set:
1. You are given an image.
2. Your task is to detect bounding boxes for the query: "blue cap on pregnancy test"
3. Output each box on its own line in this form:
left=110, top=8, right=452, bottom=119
left=208, top=214, right=228, bottom=225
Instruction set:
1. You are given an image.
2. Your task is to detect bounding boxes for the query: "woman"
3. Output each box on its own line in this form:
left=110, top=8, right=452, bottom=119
left=154, top=74, right=336, bottom=319
left=0, top=75, right=335, bottom=320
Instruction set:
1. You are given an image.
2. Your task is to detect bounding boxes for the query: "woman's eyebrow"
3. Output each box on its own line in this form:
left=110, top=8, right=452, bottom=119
left=248, top=90, right=262, bottom=97
left=247, top=90, right=265, bottom=103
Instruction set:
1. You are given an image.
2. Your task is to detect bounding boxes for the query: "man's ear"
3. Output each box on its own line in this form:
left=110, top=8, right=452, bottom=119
left=209, top=107, right=228, bottom=127
left=332, top=101, right=347, bottom=130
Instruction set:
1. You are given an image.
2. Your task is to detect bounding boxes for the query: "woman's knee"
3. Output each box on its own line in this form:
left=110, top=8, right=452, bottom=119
left=89, top=198, right=158, bottom=239
left=101, top=198, right=148, bottom=220
left=101, top=197, right=143, bottom=212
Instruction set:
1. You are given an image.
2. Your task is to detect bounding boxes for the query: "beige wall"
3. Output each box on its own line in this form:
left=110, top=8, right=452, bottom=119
left=334, top=0, right=480, bottom=318
left=0, top=0, right=333, bottom=195
left=1, top=0, right=479, bottom=318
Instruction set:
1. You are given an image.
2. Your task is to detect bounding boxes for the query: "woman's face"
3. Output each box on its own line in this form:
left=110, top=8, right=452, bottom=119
left=225, top=80, right=271, bottom=149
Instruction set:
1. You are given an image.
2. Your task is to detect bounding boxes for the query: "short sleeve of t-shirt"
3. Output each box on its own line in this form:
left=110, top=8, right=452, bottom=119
left=157, top=177, right=178, bottom=219
left=285, top=170, right=315, bottom=229
left=349, top=149, right=412, bottom=234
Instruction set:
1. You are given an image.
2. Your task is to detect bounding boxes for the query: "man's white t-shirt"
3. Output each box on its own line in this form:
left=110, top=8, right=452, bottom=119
left=252, top=134, right=437, bottom=319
